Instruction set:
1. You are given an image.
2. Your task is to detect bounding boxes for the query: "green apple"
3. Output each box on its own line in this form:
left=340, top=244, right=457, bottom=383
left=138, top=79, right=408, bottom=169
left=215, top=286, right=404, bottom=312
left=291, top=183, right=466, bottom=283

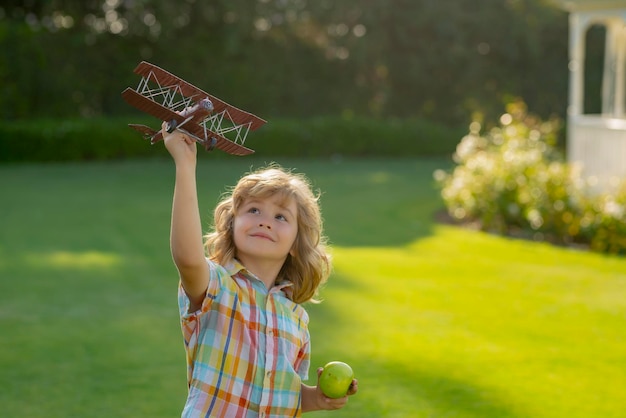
left=318, top=361, right=354, bottom=399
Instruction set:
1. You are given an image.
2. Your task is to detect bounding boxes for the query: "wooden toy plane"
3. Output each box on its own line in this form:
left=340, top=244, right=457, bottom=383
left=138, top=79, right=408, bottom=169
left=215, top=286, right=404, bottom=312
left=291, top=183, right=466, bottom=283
left=121, top=61, right=266, bottom=155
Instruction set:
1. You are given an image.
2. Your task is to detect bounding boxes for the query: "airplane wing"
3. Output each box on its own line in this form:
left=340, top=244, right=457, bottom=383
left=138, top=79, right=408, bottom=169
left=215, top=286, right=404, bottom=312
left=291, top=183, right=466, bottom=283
left=121, top=88, right=254, bottom=156
left=128, top=124, right=163, bottom=144
left=122, top=88, right=182, bottom=125
left=133, top=61, right=267, bottom=131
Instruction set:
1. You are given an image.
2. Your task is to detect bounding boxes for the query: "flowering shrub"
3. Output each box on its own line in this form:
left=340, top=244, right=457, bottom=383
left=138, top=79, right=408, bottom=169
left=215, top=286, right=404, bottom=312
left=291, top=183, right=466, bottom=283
left=582, top=184, right=626, bottom=254
left=434, top=102, right=626, bottom=255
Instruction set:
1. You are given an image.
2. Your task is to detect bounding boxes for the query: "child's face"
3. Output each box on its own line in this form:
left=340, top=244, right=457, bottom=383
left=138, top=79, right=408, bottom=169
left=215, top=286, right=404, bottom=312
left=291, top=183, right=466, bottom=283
left=233, top=194, right=298, bottom=266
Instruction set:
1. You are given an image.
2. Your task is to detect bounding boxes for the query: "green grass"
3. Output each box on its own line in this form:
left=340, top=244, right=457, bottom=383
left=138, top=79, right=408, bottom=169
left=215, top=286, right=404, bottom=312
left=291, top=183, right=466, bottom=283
left=1, top=158, right=625, bottom=417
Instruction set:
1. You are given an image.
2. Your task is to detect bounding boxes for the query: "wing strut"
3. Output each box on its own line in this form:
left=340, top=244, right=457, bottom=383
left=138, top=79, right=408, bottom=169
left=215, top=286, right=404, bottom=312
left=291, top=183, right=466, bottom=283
left=122, top=62, right=266, bottom=156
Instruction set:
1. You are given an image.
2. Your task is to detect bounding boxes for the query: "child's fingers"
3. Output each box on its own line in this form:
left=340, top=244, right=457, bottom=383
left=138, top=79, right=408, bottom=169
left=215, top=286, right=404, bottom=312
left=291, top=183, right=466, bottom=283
left=322, top=394, right=349, bottom=410
left=347, top=379, right=359, bottom=395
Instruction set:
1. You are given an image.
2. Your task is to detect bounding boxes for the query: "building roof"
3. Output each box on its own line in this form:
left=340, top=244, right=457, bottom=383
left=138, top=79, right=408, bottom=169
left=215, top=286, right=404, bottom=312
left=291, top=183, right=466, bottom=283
left=557, top=0, right=626, bottom=11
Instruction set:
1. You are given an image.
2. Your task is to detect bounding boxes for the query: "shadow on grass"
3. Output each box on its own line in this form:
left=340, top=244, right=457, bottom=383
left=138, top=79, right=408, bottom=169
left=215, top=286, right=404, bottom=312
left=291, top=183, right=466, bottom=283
left=277, top=157, right=451, bottom=247
left=0, top=157, right=452, bottom=249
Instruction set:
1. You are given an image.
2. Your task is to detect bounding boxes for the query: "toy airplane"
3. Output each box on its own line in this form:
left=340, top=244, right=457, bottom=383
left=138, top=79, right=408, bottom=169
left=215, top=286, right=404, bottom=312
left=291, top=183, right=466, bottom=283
left=121, top=61, right=266, bottom=155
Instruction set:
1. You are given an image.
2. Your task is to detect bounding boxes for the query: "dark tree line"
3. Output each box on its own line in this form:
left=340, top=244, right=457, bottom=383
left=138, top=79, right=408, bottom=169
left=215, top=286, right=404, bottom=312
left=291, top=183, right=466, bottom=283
left=0, top=0, right=598, bottom=125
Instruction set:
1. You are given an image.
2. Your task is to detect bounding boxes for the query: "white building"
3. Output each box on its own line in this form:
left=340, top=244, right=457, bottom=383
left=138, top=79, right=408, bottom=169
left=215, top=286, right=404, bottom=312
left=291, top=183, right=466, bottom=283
left=559, top=0, right=626, bottom=190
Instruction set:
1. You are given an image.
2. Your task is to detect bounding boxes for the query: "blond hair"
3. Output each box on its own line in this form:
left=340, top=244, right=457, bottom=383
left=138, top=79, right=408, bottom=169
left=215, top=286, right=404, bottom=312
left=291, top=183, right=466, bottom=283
left=204, top=164, right=331, bottom=304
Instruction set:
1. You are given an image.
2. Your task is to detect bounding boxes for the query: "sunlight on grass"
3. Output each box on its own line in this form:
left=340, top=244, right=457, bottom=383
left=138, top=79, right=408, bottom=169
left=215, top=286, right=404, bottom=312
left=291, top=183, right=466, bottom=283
left=368, top=170, right=392, bottom=184
left=22, top=250, right=123, bottom=269
left=309, top=225, right=626, bottom=418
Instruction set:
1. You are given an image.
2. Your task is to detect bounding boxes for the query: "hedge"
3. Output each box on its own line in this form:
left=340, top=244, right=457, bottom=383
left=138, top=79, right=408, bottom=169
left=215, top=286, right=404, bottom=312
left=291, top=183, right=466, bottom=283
left=0, top=116, right=465, bottom=162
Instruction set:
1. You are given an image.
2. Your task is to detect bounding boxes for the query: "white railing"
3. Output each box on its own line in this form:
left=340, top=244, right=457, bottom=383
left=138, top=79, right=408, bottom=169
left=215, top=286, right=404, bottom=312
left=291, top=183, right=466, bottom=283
left=568, top=114, right=626, bottom=190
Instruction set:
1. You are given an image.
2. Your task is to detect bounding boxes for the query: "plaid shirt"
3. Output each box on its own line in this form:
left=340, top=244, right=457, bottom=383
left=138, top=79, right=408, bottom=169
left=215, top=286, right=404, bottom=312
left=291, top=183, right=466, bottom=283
left=178, top=259, right=310, bottom=417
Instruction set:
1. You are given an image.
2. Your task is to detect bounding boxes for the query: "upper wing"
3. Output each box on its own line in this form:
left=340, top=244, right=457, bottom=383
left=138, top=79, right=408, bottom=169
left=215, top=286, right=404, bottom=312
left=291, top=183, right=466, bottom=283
left=133, top=61, right=266, bottom=131
left=121, top=88, right=254, bottom=156
left=122, top=87, right=182, bottom=124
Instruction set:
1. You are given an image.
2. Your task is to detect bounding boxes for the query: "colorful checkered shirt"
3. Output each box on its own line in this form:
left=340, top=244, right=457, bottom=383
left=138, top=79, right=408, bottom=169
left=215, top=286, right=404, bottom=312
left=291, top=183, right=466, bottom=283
left=178, top=259, right=310, bottom=417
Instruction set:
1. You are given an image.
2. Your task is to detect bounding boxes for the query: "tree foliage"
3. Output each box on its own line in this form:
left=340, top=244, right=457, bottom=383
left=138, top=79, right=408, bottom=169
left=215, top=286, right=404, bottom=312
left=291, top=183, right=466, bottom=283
left=0, top=1, right=592, bottom=125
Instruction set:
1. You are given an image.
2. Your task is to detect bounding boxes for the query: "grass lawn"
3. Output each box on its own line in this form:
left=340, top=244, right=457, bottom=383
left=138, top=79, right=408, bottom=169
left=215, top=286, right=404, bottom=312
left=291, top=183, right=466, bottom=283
left=1, top=157, right=625, bottom=417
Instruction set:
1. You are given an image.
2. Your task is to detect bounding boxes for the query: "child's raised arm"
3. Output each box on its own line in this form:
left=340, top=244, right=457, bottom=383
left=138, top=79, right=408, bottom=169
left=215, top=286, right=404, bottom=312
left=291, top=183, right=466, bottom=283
left=163, top=123, right=210, bottom=310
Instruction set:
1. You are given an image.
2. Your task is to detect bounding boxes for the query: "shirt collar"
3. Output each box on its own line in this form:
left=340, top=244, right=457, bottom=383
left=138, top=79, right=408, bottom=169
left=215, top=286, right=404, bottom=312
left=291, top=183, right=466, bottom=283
left=226, top=259, right=294, bottom=293
left=225, top=259, right=246, bottom=277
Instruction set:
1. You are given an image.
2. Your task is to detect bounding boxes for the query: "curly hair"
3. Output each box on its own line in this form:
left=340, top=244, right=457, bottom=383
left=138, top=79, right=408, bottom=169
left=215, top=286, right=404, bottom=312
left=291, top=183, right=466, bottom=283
left=204, top=165, right=331, bottom=304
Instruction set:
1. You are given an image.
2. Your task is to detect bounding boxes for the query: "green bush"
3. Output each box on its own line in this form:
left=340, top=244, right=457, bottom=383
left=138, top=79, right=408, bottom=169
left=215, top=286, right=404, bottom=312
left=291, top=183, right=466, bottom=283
left=0, top=117, right=169, bottom=161
left=435, top=102, right=626, bottom=255
left=581, top=184, right=626, bottom=254
left=0, top=116, right=464, bottom=162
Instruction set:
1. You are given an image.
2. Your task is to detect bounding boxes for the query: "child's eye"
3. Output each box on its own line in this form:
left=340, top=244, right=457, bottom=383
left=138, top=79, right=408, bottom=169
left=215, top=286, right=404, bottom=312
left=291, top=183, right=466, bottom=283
left=275, top=214, right=287, bottom=221
left=248, top=207, right=260, bottom=214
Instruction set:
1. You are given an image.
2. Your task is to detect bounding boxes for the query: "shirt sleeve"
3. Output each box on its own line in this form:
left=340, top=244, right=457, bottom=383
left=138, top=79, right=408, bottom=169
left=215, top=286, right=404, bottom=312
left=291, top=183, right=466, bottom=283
left=178, top=258, right=224, bottom=344
left=294, top=306, right=311, bottom=382
left=296, top=331, right=311, bottom=382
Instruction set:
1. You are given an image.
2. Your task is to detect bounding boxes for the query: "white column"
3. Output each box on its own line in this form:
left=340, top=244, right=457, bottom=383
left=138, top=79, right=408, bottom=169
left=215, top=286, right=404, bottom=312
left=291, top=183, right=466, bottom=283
left=568, top=13, right=585, bottom=117
left=614, top=23, right=626, bottom=117
left=602, top=20, right=620, bottom=116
